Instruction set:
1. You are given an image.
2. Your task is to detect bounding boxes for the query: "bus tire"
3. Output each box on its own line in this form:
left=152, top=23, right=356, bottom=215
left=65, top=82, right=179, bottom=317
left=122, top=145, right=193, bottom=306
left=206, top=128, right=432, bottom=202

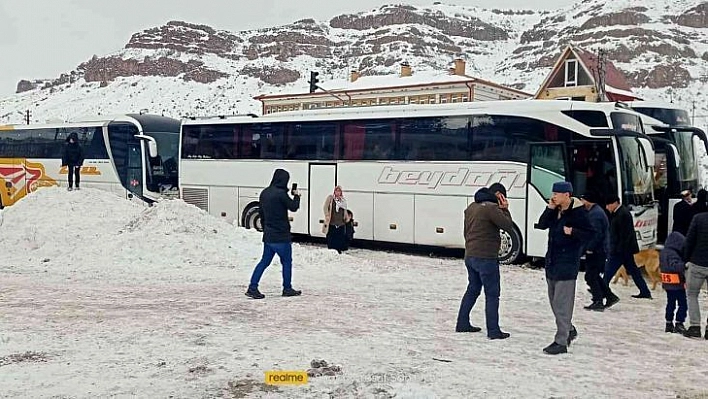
left=498, top=226, right=523, bottom=266
left=243, top=204, right=263, bottom=232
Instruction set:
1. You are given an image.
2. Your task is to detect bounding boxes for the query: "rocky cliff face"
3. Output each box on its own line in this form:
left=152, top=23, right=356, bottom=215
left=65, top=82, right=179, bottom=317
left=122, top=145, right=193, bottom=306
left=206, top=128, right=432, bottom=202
left=505, top=1, right=707, bottom=89
left=4, top=0, right=707, bottom=126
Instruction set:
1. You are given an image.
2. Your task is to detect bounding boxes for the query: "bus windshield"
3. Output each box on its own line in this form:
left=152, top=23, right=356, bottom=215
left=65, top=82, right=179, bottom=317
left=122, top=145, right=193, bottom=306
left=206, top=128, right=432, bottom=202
left=672, top=130, right=698, bottom=190
left=145, top=131, right=179, bottom=190
left=632, top=107, right=691, bottom=126
left=617, top=136, right=654, bottom=206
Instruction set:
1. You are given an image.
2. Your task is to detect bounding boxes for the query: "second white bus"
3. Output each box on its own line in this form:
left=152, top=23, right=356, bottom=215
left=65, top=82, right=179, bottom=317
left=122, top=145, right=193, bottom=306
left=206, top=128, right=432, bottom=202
left=178, top=100, right=658, bottom=264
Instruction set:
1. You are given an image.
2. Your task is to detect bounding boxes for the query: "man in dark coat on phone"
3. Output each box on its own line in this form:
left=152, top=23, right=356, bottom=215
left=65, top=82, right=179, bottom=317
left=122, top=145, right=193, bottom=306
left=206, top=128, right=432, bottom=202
left=456, top=183, right=514, bottom=340
left=535, top=181, right=594, bottom=355
left=246, top=168, right=302, bottom=299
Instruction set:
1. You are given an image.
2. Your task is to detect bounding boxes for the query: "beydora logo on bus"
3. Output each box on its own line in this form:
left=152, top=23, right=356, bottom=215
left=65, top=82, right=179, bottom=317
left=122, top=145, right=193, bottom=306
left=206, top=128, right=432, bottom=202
left=634, top=218, right=657, bottom=228
left=60, top=165, right=101, bottom=175
left=377, top=166, right=526, bottom=190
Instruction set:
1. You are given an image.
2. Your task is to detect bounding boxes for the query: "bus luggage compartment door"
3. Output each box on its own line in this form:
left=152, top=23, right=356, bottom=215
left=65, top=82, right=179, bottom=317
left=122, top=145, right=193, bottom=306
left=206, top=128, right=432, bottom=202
left=309, top=163, right=336, bottom=237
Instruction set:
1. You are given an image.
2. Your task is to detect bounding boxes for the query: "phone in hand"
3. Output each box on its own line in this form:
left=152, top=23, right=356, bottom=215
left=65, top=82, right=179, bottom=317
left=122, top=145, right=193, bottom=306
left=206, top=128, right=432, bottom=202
left=291, top=183, right=298, bottom=195
left=496, top=192, right=508, bottom=208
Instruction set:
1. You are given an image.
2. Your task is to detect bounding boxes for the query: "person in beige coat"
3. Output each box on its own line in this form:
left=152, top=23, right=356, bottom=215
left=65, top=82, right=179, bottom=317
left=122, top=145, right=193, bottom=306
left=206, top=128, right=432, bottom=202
left=323, top=186, right=351, bottom=253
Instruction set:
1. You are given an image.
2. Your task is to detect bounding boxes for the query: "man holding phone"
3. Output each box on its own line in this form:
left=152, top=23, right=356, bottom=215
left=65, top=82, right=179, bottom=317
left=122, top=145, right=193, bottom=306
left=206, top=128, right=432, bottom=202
left=246, top=168, right=302, bottom=299
left=456, top=182, right=514, bottom=339
left=535, top=181, right=594, bottom=355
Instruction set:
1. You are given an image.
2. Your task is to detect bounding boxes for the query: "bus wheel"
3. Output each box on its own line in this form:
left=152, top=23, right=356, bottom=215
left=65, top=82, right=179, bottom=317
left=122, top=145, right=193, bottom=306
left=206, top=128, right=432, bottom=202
left=243, top=205, right=263, bottom=232
left=498, top=227, right=522, bottom=265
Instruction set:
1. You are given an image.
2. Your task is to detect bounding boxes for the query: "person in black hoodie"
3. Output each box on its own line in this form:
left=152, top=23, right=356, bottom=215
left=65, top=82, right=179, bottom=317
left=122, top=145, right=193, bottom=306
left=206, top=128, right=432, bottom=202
left=660, top=231, right=687, bottom=335
left=672, top=190, right=694, bottom=236
left=602, top=195, right=652, bottom=299
left=61, top=132, right=84, bottom=191
left=692, top=189, right=708, bottom=217
left=535, top=181, right=594, bottom=355
left=246, top=169, right=302, bottom=299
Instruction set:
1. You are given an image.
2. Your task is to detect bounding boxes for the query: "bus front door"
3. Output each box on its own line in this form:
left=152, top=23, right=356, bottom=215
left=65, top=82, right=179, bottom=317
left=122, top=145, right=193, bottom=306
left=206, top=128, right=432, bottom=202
left=526, top=143, right=569, bottom=258
left=126, top=141, right=144, bottom=201
left=308, top=163, right=336, bottom=238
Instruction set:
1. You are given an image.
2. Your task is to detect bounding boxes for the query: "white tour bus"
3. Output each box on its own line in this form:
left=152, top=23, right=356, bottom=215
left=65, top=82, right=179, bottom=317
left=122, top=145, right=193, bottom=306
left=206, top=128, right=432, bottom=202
left=178, top=100, right=658, bottom=264
left=0, top=113, right=181, bottom=208
left=624, top=101, right=708, bottom=241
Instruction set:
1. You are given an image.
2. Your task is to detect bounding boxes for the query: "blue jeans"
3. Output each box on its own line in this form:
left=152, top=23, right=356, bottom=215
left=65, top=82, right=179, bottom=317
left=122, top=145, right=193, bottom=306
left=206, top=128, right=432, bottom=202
left=456, top=257, right=502, bottom=337
left=665, top=289, right=687, bottom=323
left=248, top=243, right=293, bottom=290
left=603, top=253, right=651, bottom=296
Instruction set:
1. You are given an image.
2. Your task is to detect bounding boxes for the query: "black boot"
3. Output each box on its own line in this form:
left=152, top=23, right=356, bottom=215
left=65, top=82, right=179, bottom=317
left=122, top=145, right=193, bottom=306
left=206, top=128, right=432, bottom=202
left=543, top=342, right=567, bottom=355
left=584, top=301, right=605, bottom=312
left=455, top=325, right=482, bottom=333
left=282, top=288, right=302, bottom=297
left=684, top=326, right=702, bottom=338
left=245, top=288, right=265, bottom=299
left=488, top=331, right=510, bottom=340
left=604, top=294, right=620, bottom=309
left=567, top=326, right=578, bottom=346
left=673, top=322, right=686, bottom=335
left=665, top=322, right=674, bottom=333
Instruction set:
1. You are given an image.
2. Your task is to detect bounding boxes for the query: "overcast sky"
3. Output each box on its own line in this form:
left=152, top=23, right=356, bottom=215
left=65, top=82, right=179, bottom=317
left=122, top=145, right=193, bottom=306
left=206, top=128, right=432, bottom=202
left=0, top=0, right=577, bottom=96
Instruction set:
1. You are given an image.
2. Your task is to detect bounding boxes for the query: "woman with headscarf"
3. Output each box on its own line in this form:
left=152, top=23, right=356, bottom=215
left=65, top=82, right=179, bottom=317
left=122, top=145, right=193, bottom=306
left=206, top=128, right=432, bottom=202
left=323, top=185, right=351, bottom=253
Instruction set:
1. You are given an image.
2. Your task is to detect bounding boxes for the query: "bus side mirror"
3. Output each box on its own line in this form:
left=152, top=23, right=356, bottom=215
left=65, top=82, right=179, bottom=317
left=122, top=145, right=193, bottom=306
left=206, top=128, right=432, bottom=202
left=135, top=134, right=158, bottom=158
left=668, top=143, right=681, bottom=168
left=637, top=137, right=654, bottom=170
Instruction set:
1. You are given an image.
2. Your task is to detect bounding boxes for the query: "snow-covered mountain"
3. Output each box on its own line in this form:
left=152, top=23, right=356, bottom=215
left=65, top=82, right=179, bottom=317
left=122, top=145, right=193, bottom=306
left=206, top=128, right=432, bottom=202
left=0, top=0, right=706, bottom=128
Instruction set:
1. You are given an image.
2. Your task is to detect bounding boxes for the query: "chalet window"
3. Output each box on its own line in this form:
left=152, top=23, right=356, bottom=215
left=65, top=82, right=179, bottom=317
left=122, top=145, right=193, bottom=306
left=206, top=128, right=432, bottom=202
left=565, top=59, right=578, bottom=87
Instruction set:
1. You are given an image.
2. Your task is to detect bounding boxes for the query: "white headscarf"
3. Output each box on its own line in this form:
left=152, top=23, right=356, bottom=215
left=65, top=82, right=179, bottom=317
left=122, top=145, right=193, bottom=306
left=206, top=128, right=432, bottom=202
left=333, top=185, right=347, bottom=212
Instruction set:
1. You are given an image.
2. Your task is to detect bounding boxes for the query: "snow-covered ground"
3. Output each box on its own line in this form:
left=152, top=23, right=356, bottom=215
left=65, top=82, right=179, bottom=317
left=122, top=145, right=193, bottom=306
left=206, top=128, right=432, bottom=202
left=1, top=188, right=708, bottom=398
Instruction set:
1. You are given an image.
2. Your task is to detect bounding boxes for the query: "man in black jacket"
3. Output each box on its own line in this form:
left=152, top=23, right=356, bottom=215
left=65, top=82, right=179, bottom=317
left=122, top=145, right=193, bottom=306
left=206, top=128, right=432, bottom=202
left=683, top=212, right=708, bottom=339
left=602, top=195, right=652, bottom=299
left=61, top=132, right=84, bottom=191
left=672, top=190, right=694, bottom=236
left=246, top=169, right=302, bottom=299
left=535, top=181, right=594, bottom=355
left=580, top=191, right=619, bottom=311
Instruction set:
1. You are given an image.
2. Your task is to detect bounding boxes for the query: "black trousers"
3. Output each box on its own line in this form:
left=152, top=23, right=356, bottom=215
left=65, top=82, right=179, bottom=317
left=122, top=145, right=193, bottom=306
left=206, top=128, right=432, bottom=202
left=67, top=165, right=80, bottom=188
left=326, top=224, right=347, bottom=253
left=585, top=251, right=614, bottom=302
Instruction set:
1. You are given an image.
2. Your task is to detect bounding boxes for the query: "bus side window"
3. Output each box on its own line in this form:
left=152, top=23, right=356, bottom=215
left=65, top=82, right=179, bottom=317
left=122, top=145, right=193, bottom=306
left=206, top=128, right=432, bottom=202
left=362, top=121, right=395, bottom=160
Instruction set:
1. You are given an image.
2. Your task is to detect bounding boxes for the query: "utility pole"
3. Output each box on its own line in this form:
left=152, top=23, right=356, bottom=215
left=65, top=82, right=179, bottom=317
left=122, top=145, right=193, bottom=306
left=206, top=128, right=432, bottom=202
left=692, top=100, right=696, bottom=126
left=597, top=49, right=607, bottom=102
left=25, top=110, right=30, bottom=125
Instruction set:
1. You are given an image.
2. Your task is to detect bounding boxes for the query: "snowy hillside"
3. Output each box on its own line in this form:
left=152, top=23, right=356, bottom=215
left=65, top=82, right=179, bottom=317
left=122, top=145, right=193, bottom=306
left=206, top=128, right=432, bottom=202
left=1, top=188, right=708, bottom=398
left=0, top=0, right=706, bottom=128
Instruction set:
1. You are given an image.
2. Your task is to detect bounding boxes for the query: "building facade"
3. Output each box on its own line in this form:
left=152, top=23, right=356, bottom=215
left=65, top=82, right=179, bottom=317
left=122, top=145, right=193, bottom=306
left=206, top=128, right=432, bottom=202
left=254, top=59, right=531, bottom=115
left=534, top=45, right=641, bottom=102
